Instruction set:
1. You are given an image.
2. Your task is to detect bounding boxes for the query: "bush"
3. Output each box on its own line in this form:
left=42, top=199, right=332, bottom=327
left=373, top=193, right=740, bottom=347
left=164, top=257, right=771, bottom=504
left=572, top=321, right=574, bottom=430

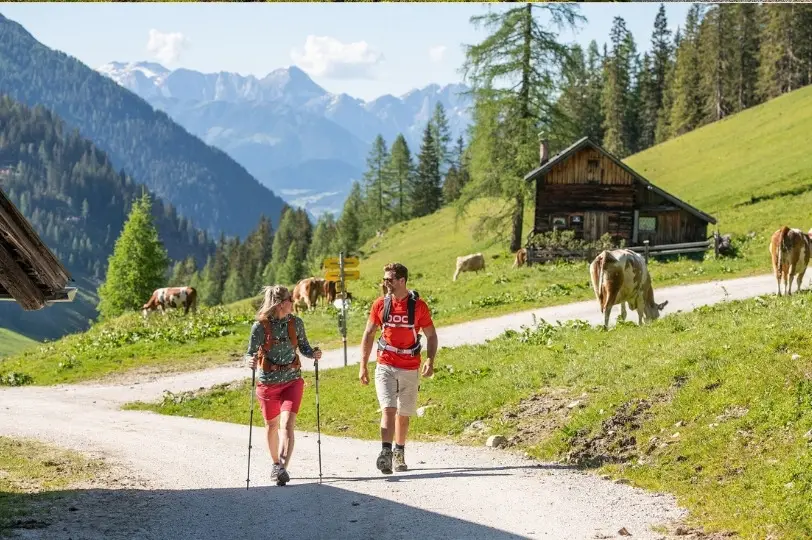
left=526, top=230, right=625, bottom=251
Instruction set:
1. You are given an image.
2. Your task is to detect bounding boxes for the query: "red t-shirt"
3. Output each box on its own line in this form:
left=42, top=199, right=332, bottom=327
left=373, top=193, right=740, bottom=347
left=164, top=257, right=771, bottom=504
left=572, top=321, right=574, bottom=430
left=369, top=294, right=434, bottom=370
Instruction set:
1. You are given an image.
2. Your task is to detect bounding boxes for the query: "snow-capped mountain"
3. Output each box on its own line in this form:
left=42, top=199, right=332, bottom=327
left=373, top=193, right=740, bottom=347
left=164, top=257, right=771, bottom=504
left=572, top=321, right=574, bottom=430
left=98, top=61, right=472, bottom=217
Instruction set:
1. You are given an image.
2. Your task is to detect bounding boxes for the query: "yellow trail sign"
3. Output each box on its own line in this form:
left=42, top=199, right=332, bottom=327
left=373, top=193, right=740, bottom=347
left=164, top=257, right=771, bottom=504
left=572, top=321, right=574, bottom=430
left=325, top=269, right=360, bottom=281
left=323, top=256, right=359, bottom=270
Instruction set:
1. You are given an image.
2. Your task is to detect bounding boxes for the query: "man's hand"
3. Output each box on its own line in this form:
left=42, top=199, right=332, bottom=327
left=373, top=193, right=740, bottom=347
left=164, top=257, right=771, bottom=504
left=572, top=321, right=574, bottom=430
left=359, top=364, right=369, bottom=385
left=421, top=360, right=434, bottom=378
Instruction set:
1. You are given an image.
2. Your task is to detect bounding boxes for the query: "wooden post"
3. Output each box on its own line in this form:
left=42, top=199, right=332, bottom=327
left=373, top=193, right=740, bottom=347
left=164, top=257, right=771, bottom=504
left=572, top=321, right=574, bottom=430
left=643, top=240, right=650, bottom=262
left=713, top=231, right=720, bottom=259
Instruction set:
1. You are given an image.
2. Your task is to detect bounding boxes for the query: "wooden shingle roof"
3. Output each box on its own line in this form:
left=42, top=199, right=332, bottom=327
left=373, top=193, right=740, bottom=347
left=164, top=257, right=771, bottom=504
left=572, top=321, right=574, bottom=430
left=0, top=187, right=76, bottom=310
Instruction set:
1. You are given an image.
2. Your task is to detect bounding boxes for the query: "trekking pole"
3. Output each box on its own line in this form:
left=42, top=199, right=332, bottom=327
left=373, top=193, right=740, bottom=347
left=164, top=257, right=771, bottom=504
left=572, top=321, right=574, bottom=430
left=314, top=352, right=322, bottom=484
left=246, top=364, right=257, bottom=490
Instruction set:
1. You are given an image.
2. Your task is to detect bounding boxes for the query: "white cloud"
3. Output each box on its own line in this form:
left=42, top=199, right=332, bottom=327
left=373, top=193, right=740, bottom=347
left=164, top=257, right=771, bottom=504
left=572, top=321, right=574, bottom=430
left=290, top=35, right=383, bottom=79
left=428, top=45, right=447, bottom=64
left=146, top=29, right=189, bottom=65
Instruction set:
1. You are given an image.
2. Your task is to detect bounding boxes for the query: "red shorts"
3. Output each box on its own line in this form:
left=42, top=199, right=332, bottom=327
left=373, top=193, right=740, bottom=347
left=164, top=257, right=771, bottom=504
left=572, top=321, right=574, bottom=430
left=256, top=378, right=304, bottom=422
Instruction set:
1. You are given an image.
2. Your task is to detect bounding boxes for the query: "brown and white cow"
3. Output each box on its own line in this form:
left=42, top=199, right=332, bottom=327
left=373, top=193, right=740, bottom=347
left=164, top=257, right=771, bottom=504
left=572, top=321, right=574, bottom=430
left=142, top=286, right=197, bottom=317
left=453, top=253, right=485, bottom=281
left=292, top=277, right=322, bottom=313
left=513, top=248, right=527, bottom=268
left=589, top=249, right=668, bottom=329
left=769, top=226, right=810, bottom=296
left=323, top=280, right=337, bottom=305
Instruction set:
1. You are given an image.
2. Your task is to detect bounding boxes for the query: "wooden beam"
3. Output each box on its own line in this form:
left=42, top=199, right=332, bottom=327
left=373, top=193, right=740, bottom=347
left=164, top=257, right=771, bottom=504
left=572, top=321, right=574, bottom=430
left=0, top=192, right=69, bottom=290
left=0, top=239, right=46, bottom=310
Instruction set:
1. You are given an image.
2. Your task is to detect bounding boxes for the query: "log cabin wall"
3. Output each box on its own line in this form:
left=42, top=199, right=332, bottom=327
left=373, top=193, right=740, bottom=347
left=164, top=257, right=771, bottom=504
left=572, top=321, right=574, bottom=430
left=534, top=146, right=635, bottom=242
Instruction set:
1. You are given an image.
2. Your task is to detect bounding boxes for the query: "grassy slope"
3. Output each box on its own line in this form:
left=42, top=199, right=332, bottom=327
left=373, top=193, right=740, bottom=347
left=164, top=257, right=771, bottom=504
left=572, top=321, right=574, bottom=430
left=3, top=86, right=812, bottom=386
left=128, top=294, right=812, bottom=539
left=0, top=436, right=106, bottom=536
left=0, top=329, right=36, bottom=358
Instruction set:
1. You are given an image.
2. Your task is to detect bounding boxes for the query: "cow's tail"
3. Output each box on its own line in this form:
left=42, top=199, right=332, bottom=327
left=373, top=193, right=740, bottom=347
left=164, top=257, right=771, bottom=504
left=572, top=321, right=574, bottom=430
left=778, top=226, right=790, bottom=271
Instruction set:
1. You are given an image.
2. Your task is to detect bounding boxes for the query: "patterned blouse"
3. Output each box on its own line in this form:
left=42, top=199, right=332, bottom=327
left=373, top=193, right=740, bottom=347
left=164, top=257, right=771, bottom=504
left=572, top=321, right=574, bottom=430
left=246, top=315, right=317, bottom=385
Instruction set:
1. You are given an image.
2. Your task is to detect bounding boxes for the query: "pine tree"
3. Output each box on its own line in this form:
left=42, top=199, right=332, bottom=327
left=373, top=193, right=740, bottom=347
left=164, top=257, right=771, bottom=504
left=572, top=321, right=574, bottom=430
left=336, top=181, right=364, bottom=255
left=244, top=215, right=274, bottom=292
left=601, top=17, right=635, bottom=157
left=637, top=53, right=658, bottom=151
left=362, top=135, right=391, bottom=235
left=97, top=193, right=169, bottom=319
left=460, top=2, right=583, bottom=251
left=411, top=123, right=443, bottom=217
left=222, top=239, right=252, bottom=304
left=270, top=207, right=297, bottom=271
left=277, top=242, right=305, bottom=286
left=698, top=5, right=736, bottom=124
left=442, top=135, right=469, bottom=203
left=655, top=28, right=679, bottom=144
left=387, top=134, right=414, bottom=222
left=429, top=102, right=452, bottom=175
left=732, top=4, right=760, bottom=112
left=670, top=5, right=704, bottom=136
left=308, top=213, right=339, bottom=271
left=651, top=4, right=673, bottom=115
left=757, top=4, right=808, bottom=100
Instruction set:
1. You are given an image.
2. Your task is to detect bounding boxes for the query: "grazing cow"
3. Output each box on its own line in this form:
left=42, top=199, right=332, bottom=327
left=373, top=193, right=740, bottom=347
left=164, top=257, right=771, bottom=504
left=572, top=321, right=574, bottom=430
left=453, top=253, right=486, bottom=281
left=323, top=280, right=337, bottom=305
left=589, top=249, right=668, bottom=330
left=292, top=278, right=321, bottom=313
left=769, top=226, right=810, bottom=296
left=513, top=248, right=527, bottom=268
left=142, top=286, right=197, bottom=318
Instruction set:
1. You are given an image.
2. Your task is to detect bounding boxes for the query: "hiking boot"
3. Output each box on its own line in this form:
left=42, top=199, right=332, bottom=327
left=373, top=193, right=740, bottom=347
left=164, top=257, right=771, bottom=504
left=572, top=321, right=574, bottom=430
left=393, top=448, right=408, bottom=472
left=271, top=463, right=290, bottom=486
left=376, top=448, right=393, bottom=475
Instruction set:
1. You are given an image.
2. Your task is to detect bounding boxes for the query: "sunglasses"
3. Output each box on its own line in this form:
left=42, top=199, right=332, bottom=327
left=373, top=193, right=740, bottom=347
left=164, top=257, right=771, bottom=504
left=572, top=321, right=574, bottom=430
left=382, top=277, right=400, bottom=283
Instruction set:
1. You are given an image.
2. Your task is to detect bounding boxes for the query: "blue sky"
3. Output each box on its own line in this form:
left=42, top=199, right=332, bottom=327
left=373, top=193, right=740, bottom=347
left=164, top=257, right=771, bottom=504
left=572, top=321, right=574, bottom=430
left=1, top=3, right=692, bottom=101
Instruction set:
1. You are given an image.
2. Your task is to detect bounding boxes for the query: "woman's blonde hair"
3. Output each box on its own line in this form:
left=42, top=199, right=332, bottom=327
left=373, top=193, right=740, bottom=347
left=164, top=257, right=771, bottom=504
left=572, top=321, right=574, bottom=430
left=256, top=285, right=292, bottom=321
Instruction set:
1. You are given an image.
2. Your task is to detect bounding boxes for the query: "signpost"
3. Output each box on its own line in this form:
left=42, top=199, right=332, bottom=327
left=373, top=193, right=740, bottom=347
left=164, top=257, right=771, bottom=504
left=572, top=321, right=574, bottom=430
left=323, top=252, right=359, bottom=367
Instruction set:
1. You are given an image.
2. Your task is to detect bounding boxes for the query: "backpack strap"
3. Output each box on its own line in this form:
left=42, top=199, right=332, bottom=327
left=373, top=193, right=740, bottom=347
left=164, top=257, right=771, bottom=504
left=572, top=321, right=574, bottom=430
left=377, top=290, right=422, bottom=357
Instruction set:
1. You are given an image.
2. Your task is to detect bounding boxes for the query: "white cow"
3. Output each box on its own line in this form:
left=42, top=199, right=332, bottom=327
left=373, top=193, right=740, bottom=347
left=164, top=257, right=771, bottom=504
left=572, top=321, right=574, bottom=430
left=589, top=249, right=668, bottom=329
left=453, top=253, right=485, bottom=281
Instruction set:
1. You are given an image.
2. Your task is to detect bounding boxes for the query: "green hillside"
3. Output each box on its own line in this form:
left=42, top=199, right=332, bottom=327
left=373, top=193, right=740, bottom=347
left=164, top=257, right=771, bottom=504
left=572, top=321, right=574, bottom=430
left=626, top=85, right=812, bottom=238
left=0, top=329, right=36, bottom=358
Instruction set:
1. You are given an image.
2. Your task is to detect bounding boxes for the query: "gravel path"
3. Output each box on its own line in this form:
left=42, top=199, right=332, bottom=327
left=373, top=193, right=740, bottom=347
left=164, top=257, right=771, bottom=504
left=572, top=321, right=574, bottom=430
left=0, top=272, right=778, bottom=539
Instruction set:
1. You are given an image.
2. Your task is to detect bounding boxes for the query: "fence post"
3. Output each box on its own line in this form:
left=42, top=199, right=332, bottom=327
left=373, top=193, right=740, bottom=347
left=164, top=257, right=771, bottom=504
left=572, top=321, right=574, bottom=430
left=643, top=240, right=650, bottom=262
left=713, top=231, right=720, bottom=259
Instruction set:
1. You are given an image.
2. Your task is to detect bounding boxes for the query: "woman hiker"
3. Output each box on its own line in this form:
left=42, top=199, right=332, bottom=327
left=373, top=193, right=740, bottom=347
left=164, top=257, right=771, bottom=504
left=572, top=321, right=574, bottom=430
left=246, top=285, right=322, bottom=486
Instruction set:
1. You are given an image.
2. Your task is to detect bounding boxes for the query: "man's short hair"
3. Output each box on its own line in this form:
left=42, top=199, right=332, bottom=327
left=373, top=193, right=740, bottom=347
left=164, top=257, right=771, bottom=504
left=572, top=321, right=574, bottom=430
left=383, top=262, right=408, bottom=282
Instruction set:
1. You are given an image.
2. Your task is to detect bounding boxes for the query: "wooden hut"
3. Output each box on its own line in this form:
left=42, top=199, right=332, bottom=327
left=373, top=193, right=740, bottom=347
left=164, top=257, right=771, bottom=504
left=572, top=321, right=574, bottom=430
left=0, top=186, right=76, bottom=310
left=523, top=137, right=716, bottom=249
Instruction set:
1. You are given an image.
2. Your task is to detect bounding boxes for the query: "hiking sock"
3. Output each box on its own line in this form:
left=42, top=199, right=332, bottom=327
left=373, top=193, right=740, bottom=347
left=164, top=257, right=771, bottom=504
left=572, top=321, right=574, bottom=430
left=394, top=444, right=404, bottom=451
left=382, top=442, right=392, bottom=451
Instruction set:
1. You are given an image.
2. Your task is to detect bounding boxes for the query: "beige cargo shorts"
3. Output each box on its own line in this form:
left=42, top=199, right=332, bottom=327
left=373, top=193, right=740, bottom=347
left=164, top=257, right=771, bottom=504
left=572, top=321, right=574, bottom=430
left=374, top=363, right=420, bottom=417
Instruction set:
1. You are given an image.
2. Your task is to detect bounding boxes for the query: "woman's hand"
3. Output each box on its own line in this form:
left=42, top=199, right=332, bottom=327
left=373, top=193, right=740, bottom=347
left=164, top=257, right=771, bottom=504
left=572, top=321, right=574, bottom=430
left=246, top=354, right=258, bottom=370
left=313, top=348, right=322, bottom=363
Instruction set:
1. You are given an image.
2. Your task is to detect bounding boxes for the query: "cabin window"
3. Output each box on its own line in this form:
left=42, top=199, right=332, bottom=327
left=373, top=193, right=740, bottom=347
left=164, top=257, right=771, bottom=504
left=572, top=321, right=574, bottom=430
left=638, top=216, right=657, bottom=232
left=551, top=215, right=568, bottom=228
left=570, top=215, right=582, bottom=226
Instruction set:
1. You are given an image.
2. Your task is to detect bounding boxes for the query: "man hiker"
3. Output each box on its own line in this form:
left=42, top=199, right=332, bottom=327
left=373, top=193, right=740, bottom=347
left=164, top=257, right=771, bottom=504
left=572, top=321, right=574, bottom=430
left=359, top=262, right=438, bottom=474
